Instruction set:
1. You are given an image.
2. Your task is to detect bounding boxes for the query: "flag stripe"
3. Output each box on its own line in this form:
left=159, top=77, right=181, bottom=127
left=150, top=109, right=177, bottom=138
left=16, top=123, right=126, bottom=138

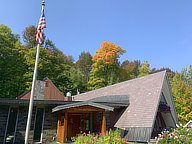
left=36, top=5, right=46, bottom=44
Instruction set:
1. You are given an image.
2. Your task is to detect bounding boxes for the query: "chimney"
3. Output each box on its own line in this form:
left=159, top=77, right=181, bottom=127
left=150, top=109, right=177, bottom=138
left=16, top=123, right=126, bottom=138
left=66, top=92, right=71, bottom=97
left=64, top=92, right=72, bottom=101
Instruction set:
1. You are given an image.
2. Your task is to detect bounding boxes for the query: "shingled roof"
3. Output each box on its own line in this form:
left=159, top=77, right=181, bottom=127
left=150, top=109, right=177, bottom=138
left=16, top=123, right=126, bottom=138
left=74, top=71, right=178, bottom=142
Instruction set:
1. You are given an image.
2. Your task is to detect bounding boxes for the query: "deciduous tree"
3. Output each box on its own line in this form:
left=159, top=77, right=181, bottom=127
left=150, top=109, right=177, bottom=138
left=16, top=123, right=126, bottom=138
left=76, top=51, right=92, bottom=83
left=138, top=62, right=151, bottom=77
left=88, top=42, right=126, bottom=90
left=0, top=25, right=27, bottom=98
left=171, top=68, right=192, bottom=124
left=120, top=60, right=141, bottom=82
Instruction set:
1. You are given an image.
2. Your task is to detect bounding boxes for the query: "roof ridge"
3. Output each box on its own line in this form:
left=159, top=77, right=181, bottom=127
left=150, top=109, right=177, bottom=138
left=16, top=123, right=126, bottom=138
left=74, top=71, right=166, bottom=97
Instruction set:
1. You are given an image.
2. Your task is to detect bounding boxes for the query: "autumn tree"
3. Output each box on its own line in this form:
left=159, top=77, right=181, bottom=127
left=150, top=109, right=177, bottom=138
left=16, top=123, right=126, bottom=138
left=171, top=68, right=192, bottom=124
left=138, top=61, right=151, bottom=77
left=88, top=42, right=126, bottom=90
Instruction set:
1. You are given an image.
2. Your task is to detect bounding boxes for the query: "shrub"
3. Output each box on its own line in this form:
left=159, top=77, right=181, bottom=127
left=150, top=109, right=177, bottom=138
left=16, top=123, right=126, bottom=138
left=73, top=129, right=128, bottom=144
left=155, top=126, right=192, bottom=144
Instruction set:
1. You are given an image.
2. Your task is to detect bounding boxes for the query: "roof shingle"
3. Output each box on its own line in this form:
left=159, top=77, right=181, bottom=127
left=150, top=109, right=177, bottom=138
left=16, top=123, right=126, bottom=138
left=74, top=71, right=166, bottom=128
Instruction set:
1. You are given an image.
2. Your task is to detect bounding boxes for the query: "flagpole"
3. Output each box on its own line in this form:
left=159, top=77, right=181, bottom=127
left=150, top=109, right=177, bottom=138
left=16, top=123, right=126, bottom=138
left=25, top=43, right=40, bottom=144
left=25, top=2, right=45, bottom=143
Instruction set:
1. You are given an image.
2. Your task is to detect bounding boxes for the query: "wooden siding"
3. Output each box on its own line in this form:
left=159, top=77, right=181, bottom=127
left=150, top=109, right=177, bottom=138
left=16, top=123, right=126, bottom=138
left=124, top=127, right=152, bottom=142
left=18, top=78, right=71, bottom=101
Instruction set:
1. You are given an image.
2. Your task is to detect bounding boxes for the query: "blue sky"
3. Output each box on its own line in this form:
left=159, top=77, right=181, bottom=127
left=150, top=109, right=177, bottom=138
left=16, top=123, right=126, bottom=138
left=1, top=0, right=192, bottom=72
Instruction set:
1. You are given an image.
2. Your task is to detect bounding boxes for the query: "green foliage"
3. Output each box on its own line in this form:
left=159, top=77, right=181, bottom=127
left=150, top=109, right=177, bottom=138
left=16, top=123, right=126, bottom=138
left=22, top=25, right=45, bottom=48
left=24, top=43, right=85, bottom=96
left=76, top=51, right=93, bottom=83
left=0, top=24, right=87, bottom=98
left=138, top=61, right=151, bottom=77
left=22, top=25, right=38, bottom=48
left=73, top=129, right=128, bottom=144
left=0, top=25, right=27, bottom=98
left=156, top=126, right=192, bottom=144
left=119, top=60, right=141, bottom=82
left=171, top=68, right=192, bottom=124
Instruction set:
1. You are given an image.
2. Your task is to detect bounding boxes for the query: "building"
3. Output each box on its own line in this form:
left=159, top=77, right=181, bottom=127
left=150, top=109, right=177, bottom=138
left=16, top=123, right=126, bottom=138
left=0, top=71, right=179, bottom=143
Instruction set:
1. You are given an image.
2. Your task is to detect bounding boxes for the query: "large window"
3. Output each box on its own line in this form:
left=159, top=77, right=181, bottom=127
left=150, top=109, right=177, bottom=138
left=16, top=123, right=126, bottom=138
left=33, top=108, right=45, bottom=142
left=4, top=107, right=18, bottom=144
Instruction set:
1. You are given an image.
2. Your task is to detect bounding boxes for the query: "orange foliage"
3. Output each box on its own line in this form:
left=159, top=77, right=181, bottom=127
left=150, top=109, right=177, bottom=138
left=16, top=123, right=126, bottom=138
left=92, top=41, right=125, bottom=65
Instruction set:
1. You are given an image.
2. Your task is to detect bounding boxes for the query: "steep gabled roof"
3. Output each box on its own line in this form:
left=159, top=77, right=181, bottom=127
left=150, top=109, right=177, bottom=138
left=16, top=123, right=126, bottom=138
left=17, top=77, right=66, bottom=101
left=74, top=71, right=166, bottom=129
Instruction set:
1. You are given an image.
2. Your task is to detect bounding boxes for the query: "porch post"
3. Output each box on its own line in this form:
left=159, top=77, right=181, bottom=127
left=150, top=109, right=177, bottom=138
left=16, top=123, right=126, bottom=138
left=57, top=112, right=61, bottom=142
left=101, top=111, right=106, bottom=135
left=63, top=112, right=68, bottom=143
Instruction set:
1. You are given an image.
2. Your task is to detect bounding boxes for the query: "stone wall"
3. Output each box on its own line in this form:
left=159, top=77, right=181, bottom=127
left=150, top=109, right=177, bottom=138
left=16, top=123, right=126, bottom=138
left=42, top=107, right=58, bottom=144
left=0, top=105, right=58, bottom=144
left=14, top=106, right=36, bottom=144
left=0, top=106, right=9, bottom=143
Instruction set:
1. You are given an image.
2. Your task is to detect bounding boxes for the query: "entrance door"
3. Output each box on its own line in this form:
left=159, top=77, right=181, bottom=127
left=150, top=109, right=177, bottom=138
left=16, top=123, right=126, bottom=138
left=71, top=115, right=81, bottom=137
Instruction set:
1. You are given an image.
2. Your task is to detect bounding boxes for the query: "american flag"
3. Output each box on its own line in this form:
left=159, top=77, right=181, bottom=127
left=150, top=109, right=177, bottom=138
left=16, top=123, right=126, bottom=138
left=36, top=4, right=46, bottom=44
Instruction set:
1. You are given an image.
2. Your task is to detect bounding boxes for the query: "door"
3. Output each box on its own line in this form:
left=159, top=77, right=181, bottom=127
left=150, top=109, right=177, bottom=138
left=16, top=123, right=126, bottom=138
left=71, top=115, right=81, bottom=137
left=57, top=113, right=65, bottom=143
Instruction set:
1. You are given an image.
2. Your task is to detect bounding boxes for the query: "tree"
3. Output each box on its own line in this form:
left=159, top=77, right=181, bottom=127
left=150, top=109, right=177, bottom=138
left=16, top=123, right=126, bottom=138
left=23, top=39, right=86, bottom=95
left=76, top=51, right=93, bottom=83
left=119, top=60, right=141, bottom=82
left=22, top=25, right=45, bottom=49
left=88, top=42, right=126, bottom=90
left=171, top=68, right=192, bottom=124
left=138, top=62, right=151, bottom=77
left=0, top=25, right=27, bottom=98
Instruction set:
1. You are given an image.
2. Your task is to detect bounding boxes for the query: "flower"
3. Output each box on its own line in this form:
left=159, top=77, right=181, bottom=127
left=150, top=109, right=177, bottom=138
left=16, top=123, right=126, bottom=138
left=158, top=134, right=161, bottom=138
left=174, top=130, right=178, bottom=132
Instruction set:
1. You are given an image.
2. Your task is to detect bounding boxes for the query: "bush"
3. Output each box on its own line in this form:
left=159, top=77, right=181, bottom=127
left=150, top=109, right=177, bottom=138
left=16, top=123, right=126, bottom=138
left=73, top=129, right=128, bottom=144
left=155, top=125, right=192, bottom=144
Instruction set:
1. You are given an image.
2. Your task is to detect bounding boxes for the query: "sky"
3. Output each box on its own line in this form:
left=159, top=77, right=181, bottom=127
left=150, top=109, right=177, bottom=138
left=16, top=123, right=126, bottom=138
left=1, top=0, right=192, bottom=72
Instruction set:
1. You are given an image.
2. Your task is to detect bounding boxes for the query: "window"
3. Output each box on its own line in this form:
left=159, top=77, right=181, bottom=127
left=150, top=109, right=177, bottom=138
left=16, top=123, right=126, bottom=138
left=33, top=108, right=45, bottom=142
left=4, top=107, right=18, bottom=144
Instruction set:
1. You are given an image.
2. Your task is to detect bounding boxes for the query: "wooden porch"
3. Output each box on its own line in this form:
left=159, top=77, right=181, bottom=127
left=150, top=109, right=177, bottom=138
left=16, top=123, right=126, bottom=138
left=54, top=102, right=113, bottom=143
